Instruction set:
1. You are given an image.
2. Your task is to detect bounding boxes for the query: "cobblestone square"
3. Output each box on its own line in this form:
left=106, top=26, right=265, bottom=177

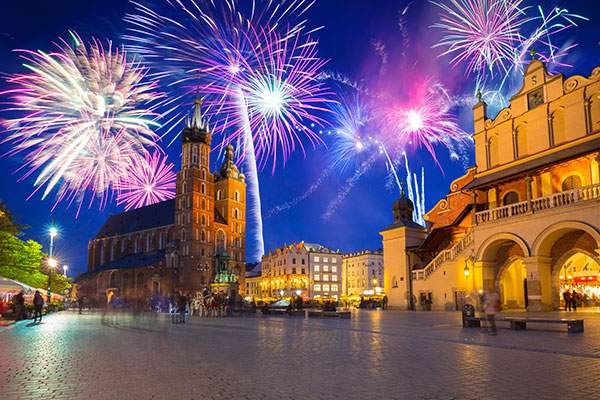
left=2, top=309, right=600, bottom=400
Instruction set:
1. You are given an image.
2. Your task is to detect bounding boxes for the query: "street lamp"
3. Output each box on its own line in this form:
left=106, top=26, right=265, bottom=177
left=464, top=265, right=470, bottom=277
left=47, top=220, right=58, bottom=302
left=63, top=265, right=68, bottom=277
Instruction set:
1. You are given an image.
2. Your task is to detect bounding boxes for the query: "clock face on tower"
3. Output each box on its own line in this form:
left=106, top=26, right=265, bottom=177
left=527, top=87, right=544, bottom=110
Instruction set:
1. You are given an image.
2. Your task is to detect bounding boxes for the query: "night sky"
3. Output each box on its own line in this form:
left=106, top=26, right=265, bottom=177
left=0, top=0, right=598, bottom=276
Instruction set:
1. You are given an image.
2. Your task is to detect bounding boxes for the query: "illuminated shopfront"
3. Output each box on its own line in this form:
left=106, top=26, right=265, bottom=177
left=558, top=253, right=600, bottom=307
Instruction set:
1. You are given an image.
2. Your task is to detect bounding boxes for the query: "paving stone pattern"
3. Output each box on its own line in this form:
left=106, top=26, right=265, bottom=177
left=2, top=309, right=600, bottom=400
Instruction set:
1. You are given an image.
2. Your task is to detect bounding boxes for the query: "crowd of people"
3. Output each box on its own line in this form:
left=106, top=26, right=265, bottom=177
left=562, top=289, right=586, bottom=311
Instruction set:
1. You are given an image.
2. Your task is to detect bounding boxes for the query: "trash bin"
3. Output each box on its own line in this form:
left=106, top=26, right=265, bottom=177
left=462, top=304, right=475, bottom=327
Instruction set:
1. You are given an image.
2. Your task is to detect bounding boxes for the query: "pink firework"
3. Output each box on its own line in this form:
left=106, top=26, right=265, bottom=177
left=116, top=151, right=176, bottom=210
left=378, top=80, right=470, bottom=165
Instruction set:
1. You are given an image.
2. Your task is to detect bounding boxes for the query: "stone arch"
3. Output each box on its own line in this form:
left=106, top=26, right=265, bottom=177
left=550, top=248, right=600, bottom=309
left=559, top=172, right=584, bottom=191
left=109, top=271, right=119, bottom=289
left=502, top=190, right=520, bottom=206
left=135, top=271, right=145, bottom=292
left=551, top=108, right=567, bottom=145
left=532, top=221, right=600, bottom=258
left=476, top=232, right=530, bottom=262
left=496, top=255, right=527, bottom=308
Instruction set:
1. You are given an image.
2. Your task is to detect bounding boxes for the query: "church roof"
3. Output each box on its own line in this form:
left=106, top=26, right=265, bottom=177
left=82, top=249, right=166, bottom=275
left=380, top=219, right=425, bottom=233
left=95, top=199, right=175, bottom=239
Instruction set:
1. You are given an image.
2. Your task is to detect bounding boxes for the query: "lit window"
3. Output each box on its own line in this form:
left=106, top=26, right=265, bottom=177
left=314, top=284, right=321, bottom=292
left=332, top=258, right=337, bottom=263
left=323, top=274, right=329, bottom=281
left=314, top=256, right=319, bottom=262
left=332, top=266, right=337, bottom=272
left=323, top=284, right=330, bottom=292
left=324, top=257, right=328, bottom=262
left=314, top=274, right=320, bottom=280
left=323, top=265, right=329, bottom=272
left=332, top=284, right=338, bottom=292
left=314, top=265, right=320, bottom=272
left=332, top=275, right=337, bottom=281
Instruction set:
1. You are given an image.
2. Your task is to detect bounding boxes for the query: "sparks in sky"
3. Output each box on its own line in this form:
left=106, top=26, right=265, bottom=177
left=116, top=151, right=176, bottom=211
left=1, top=31, right=162, bottom=214
left=378, top=79, right=470, bottom=166
left=431, top=0, right=530, bottom=77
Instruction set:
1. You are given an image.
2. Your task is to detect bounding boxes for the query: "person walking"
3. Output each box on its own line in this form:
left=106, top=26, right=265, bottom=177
left=14, top=290, right=25, bottom=322
left=563, top=290, right=572, bottom=312
left=33, top=290, right=44, bottom=323
left=382, top=295, right=388, bottom=310
left=572, top=290, right=579, bottom=312
left=177, top=292, right=187, bottom=323
left=78, top=295, right=85, bottom=314
left=483, top=289, right=502, bottom=335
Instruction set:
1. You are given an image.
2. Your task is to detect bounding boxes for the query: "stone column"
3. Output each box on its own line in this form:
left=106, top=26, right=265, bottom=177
left=471, top=192, right=477, bottom=225
left=523, top=256, right=553, bottom=311
left=524, top=175, right=533, bottom=212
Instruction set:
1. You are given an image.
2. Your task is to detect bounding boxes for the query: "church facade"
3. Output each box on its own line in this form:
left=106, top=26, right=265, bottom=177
left=76, top=95, right=247, bottom=300
left=382, top=56, right=600, bottom=311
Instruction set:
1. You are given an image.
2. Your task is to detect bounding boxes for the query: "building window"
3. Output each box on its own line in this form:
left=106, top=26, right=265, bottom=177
left=292, top=268, right=296, bottom=274
left=234, top=190, right=240, bottom=201
left=332, top=284, right=338, bottom=292
left=314, top=265, right=320, bottom=272
left=562, top=175, right=582, bottom=191
left=314, top=256, right=319, bottom=262
left=301, top=268, right=306, bottom=274
left=323, top=284, right=330, bottom=292
left=292, top=258, right=296, bottom=264
left=323, top=274, right=329, bottom=281
left=332, top=275, right=337, bottom=281
left=323, top=265, right=329, bottom=272
left=182, top=182, right=187, bottom=193
left=503, top=191, right=520, bottom=206
left=217, top=190, right=223, bottom=201
left=146, top=235, right=151, bottom=251
left=181, top=229, right=186, bottom=242
left=332, top=266, right=337, bottom=272
left=202, top=199, right=205, bottom=210
left=302, top=259, right=305, bottom=265
left=201, top=215, right=206, bottom=226
left=332, top=258, right=337, bottom=263
left=315, top=274, right=320, bottom=280
left=314, top=284, right=321, bottom=292
left=121, top=239, right=126, bottom=253
left=324, top=257, right=328, bottom=262
left=201, top=183, right=206, bottom=195
left=488, top=136, right=499, bottom=168
left=202, top=170, right=206, bottom=180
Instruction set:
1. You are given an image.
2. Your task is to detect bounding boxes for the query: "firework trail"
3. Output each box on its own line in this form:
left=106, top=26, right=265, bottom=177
left=116, top=151, right=176, bottom=211
left=265, top=164, right=335, bottom=219
left=321, top=153, right=379, bottom=222
left=125, top=0, right=332, bottom=261
left=403, top=152, right=425, bottom=225
left=1, top=31, right=162, bottom=214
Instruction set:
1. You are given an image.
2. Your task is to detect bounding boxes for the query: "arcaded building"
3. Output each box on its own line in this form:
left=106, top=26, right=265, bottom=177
left=382, top=56, right=600, bottom=311
left=76, top=94, right=247, bottom=300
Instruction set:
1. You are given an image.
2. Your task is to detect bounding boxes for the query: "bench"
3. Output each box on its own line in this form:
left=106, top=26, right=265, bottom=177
left=307, top=310, right=351, bottom=319
left=463, top=316, right=583, bottom=334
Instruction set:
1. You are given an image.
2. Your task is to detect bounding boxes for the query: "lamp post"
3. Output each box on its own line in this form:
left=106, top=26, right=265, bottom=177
left=47, top=223, right=58, bottom=302
left=63, top=265, right=68, bottom=277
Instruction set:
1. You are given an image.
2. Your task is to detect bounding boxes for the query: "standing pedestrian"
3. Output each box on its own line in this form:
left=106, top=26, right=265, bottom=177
left=33, top=290, right=44, bottom=323
left=572, top=290, right=579, bottom=311
left=563, top=290, right=572, bottom=312
left=483, top=289, right=502, bottom=335
left=382, top=295, right=388, bottom=310
left=14, top=290, right=25, bottom=322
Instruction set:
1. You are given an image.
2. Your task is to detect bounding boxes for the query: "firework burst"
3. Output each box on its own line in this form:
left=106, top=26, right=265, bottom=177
left=1, top=31, right=162, bottom=213
left=116, top=151, right=176, bottom=211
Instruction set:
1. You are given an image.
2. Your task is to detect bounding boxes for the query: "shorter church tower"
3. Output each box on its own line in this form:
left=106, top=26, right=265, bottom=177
left=380, top=185, right=426, bottom=309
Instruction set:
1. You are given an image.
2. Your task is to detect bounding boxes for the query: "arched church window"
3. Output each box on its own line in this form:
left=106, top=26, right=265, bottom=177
left=182, top=182, right=187, bottom=193
left=202, top=215, right=206, bottom=226
left=201, top=183, right=206, bottom=195
left=159, top=233, right=164, bottom=249
left=202, top=230, right=206, bottom=242
left=202, top=170, right=206, bottom=180
left=202, top=199, right=206, bottom=210
left=216, top=230, right=226, bottom=255
left=121, top=239, right=126, bottom=254
left=234, top=208, right=239, bottom=219
left=234, top=190, right=240, bottom=201
left=562, top=175, right=582, bottom=191
left=181, top=229, right=186, bottom=242
left=217, top=190, right=223, bottom=200
left=146, top=235, right=152, bottom=251
left=192, top=146, right=198, bottom=164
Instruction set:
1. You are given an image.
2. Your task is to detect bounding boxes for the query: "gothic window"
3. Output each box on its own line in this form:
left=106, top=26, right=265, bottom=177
left=187, top=197, right=191, bottom=208
left=136, top=271, right=144, bottom=291
left=217, top=190, right=223, bottom=200
left=121, top=239, right=126, bottom=254
left=202, top=169, right=206, bottom=180
left=562, top=175, right=582, bottom=191
left=192, top=146, right=198, bottom=164
left=202, top=230, right=206, bottom=242
left=195, top=229, right=199, bottom=240
left=216, top=230, right=226, bottom=255
left=109, top=272, right=118, bottom=288
left=234, top=190, right=240, bottom=201
left=202, top=215, right=206, bottom=226
left=159, top=233, right=164, bottom=249
left=234, top=208, right=239, bottom=219
left=201, top=183, right=206, bottom=195
left=182, top=182, right=187, bottom=193
left=503, top=191, right=520, bottom=206
left=181, top=229, right=186, bottom=242
left=146, top=235, right=152, bottom=251
left=202, top=198, right=205, bottom=210
left=110, top=245, right=114, bottom=261
left=201, top=147, right=207, bottom=165
left=134, top=237, right=140, bottom=253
